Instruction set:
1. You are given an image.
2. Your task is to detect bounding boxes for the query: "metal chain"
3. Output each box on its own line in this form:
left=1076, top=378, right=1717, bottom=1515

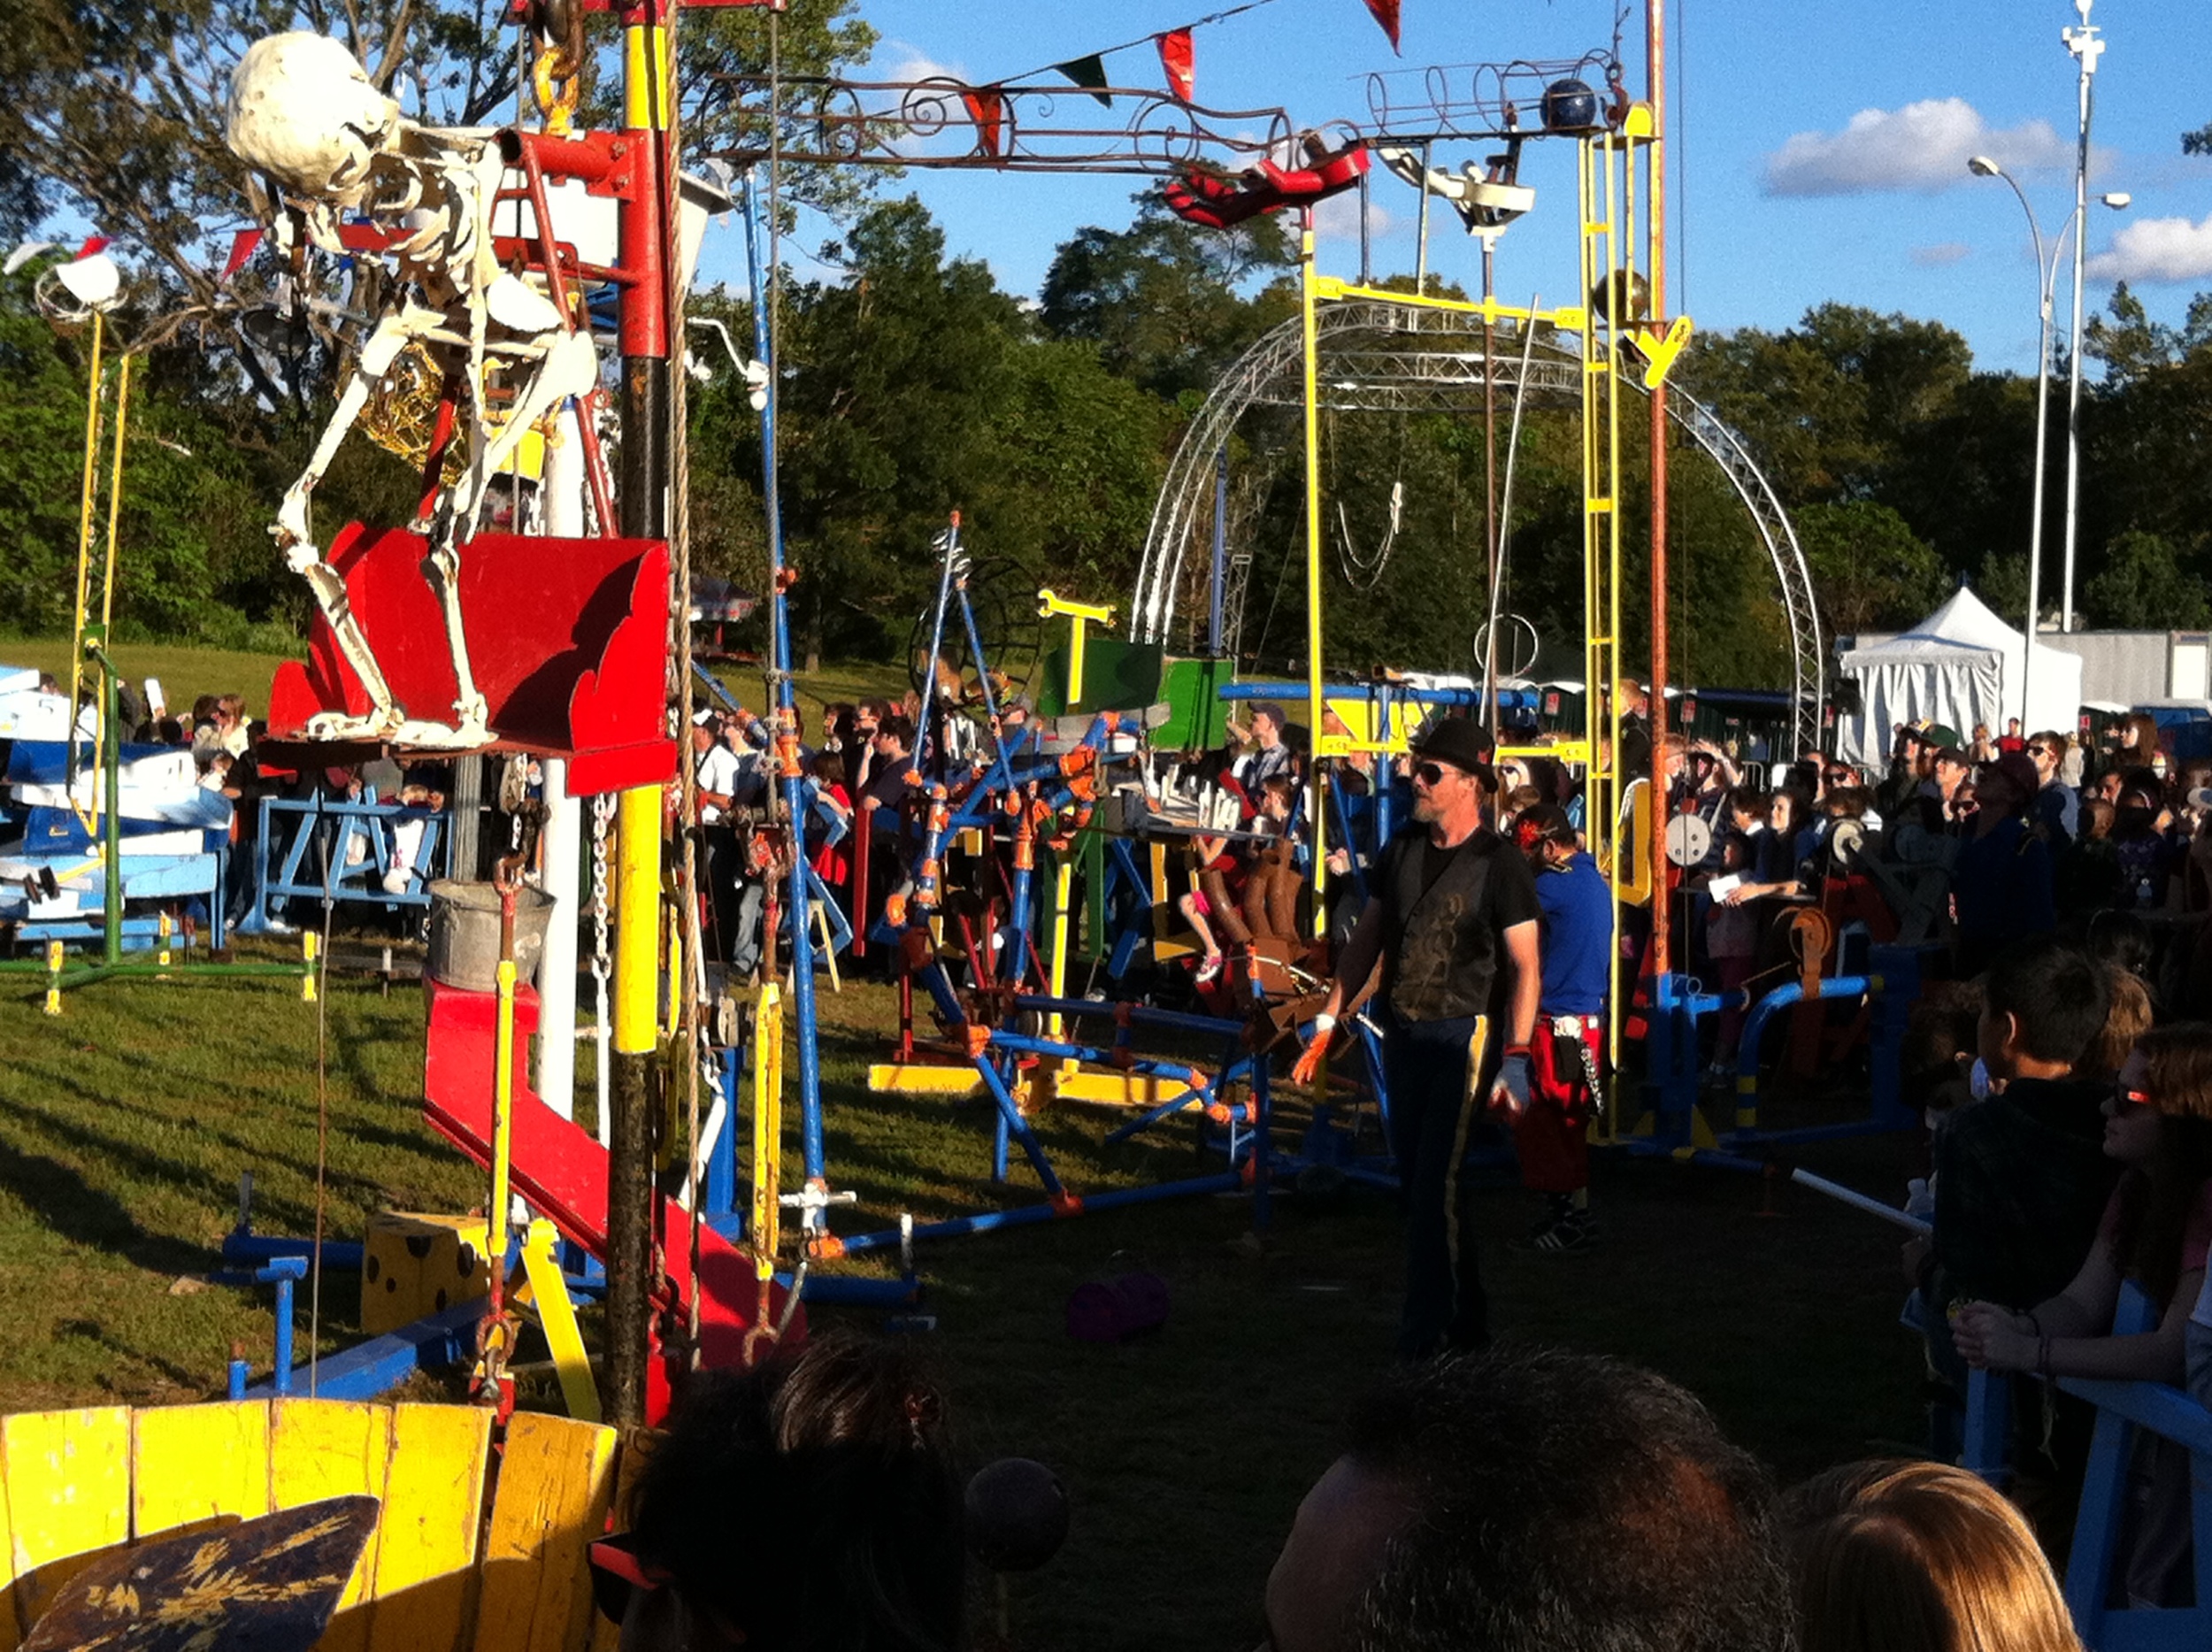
left=590, top=790, right=613, bottom=982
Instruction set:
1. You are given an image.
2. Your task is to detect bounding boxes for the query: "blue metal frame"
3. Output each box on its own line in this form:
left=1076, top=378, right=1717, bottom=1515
left=238, top=793, right=449, bottom=934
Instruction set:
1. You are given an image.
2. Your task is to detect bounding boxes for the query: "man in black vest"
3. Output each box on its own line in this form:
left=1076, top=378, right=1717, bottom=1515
left=1294, top=717, right=1542, bottom=1357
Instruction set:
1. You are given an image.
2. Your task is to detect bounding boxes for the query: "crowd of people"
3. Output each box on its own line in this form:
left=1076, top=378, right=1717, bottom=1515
left=588, top=1330, right=2098, bottom=1652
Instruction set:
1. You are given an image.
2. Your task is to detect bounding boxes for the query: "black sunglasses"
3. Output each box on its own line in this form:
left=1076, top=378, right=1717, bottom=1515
left=1414, top=761, right=1452, bottom=787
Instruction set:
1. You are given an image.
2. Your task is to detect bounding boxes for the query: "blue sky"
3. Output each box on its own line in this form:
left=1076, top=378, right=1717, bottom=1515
left=735, top=0, right=2212, bottom=376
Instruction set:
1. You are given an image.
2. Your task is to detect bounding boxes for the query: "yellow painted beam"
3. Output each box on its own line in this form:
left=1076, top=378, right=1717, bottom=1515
left=612, top=785, right=660, bottom=1055
left=520, top=1219, right=601, bottom=1424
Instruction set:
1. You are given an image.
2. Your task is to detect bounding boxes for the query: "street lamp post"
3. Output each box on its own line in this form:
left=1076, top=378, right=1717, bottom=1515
left=2061, top=0, right=2107, bottom=634
left=1967, top=155, right=2127, bottom=727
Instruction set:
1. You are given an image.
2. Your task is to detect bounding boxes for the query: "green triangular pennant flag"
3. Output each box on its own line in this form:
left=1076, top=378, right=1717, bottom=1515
left=1053, top=54, right=1112, bottom=107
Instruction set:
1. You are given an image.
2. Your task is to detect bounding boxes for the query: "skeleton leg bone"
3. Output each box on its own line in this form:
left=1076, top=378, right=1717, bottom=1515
left=411, top=326, right=603, bottom=742
left=277, top=303, right=452, bottom=739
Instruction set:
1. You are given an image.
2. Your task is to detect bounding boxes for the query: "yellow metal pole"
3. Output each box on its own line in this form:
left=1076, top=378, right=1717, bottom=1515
left=66, top=311, right=105, bottom=803
left=1300, top=217, right=1328, bottom=936
left=492, top=953, right=517, bottom=1235
left=613, top=785, right=661, bottom=1054
left=101, top=352, right=129, bottom=638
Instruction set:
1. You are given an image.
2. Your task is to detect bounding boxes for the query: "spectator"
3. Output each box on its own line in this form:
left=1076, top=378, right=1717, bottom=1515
left=1257, top=1345, right=1791, bottom=1652
left=1614, top=676, right=1654, bottom=779
left=1931, top=745, right=1973, bottom=821
left=1998, top=717, right=2028, bottom=757
left=1951, top=756, right=2055, bottom=974
left=1708, top=787, right=1773, bottom=1067
left=1241, top=773, right=1304, bottom=947
left=1918, top=941, right=2116, bottom=1392
left=1783, top=1459, right=2077, bottom=1652
left=2057, top=797, right=2123, bottom=921
left=687, top=711, right=743, bottom=964
left=1954, top=1022, right=2212, bottom=1603
left=595, top=1334, right=964, bottom=1652
left=1232, top=701, right=1295, bottom=795
left=2026, top=732, right=2078, bottom=848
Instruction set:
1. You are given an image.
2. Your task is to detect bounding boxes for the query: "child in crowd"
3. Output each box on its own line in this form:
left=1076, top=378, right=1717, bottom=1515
left=1919, top=941, right=2116, bottom=1392
left=1784, top=1459, right=2078, bottom=1652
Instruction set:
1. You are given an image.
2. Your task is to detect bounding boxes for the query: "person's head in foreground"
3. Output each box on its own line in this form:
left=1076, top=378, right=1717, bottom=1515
left=595, top=1333, right=964, bottom=1652
left=1785, top=1458, right=2078, bottom=1652
left=1259, top=1344, right=1791, bottom=1652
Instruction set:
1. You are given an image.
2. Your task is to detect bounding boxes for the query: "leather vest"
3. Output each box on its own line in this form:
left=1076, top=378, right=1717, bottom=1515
left=1385, top=830, right=1506, bottom=1024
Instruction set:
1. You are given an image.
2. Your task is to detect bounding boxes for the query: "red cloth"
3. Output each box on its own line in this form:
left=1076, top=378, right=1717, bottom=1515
left=1511, top=1020, right=1601, bottom=1195
left=810, top=781, right=853, bottom=887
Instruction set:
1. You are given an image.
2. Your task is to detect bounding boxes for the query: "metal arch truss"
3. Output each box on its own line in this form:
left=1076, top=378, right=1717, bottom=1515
left=1362, top=52, right=1622, bottom=144
left=1131, top=298, right=1826, bottom=753
left=703, top=74, right=1294, bottom=174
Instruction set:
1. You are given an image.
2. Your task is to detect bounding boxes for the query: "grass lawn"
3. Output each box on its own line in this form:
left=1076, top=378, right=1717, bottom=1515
left=0, top=948, right=1926, bottom=1648
left=0, top=640, right=303, bottom=724
left=0, top=645, right=1926, bottom=1647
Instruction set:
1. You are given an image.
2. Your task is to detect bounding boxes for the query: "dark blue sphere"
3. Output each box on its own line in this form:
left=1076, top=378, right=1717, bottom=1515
left=1542, top=78, right=1601, bottom=134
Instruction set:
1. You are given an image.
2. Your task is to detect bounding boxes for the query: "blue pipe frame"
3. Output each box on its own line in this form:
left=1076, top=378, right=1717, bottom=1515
left=740, top=171, right=827, bottom=1213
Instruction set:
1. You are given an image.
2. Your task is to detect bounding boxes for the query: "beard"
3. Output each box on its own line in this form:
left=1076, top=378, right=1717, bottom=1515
left=1411, top=793, right=1441, bottom=822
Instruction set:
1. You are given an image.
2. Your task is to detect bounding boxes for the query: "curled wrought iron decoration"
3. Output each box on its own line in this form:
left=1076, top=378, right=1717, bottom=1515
left=1362, top=52, right=1622, bottom=142
left=705, top=73, right=1294, bottom=174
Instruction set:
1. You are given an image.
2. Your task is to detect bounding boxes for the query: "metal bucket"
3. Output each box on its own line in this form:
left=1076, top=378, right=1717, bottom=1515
left=425, top=879, right=556, bottom=993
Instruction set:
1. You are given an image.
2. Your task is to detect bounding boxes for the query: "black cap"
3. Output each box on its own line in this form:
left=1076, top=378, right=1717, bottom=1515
left=1409, top=716, right=1498, bottom=788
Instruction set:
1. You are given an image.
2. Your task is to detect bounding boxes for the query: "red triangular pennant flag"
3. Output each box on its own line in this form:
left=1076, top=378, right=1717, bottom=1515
left=1156, top=28, right=1194, bottom=102
left=1359, top=0, right=1402, bottom=50
left=220, top=229, right=264, bottom=282
left=959, top=84, right=1008, bottom=158
left=73, top=235, right=111, bottom=259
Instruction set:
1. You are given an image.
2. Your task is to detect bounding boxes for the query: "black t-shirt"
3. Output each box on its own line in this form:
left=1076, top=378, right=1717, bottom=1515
left=1375, top=826, right=1541, bottom=1022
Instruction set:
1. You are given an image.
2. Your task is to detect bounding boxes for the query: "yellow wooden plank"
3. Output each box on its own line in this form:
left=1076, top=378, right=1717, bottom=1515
left=866, top=1064, right=983, bottom=1095
left=472, top=1413, right=618, bottom=1652
left=130, top=1402, right=273, bottom=1539
left=272, top=1401, right=392, bottom=1652
left=2, top=1408, right=130, bottom=1636
left=362, top=1404, right=493, bottom=1652
left=0, top=1418, right=19, bottom=1652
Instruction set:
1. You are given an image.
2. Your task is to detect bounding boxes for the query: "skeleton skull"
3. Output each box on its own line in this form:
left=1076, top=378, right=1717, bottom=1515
left=227, top=33, right=402, bottom=207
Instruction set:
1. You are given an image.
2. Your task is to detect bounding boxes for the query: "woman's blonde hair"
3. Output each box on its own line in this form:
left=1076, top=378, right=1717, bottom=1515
left=1786, top=1460, right=2078, bottom=1652
left=2135, top=1022, right=2212, bottom=1121
left=2088, top=971, right=2154, bottom=1080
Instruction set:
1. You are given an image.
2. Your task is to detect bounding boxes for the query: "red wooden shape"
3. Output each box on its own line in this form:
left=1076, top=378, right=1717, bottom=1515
left=267, top=523, right=675, bottom=780
left=421, top=976, right=799, bottom=1418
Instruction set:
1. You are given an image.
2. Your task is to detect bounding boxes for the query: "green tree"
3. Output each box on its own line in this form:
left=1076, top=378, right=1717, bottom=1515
left=1793, top=501, right=1947, bottom=636
left=1040, top=196, right=1294, bottom=401
left=2084, top=530, right=2211, bottom=629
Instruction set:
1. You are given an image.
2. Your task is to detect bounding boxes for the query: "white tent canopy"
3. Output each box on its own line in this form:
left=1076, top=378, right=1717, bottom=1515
left=1836, top=585, right=2084, bottom=765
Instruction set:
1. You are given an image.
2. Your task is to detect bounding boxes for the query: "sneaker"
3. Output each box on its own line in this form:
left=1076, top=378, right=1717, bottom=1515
left=1513, top=1211, right=1594, bottom=1256
left=1194, top=953, right=1223, bottom=985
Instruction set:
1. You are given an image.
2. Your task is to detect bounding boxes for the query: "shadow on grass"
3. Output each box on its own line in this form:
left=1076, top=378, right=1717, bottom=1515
left=0, top=1138, right=205, bottom=1276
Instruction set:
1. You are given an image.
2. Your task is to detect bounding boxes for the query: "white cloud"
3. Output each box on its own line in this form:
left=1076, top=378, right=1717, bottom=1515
left=1314, top=190, right=1394, bottom=242
left=1910, top=242, right=1972, bottom=268
left=2085, top=215, right=2212, bottom=283
left=873, top=40, right=967, bottom=85
left=1763, top=98, right=2070, bottom=196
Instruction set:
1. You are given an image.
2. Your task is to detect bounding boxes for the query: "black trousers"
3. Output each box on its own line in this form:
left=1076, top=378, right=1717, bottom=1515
left=1383, top=1010, right=1494, bottom=1360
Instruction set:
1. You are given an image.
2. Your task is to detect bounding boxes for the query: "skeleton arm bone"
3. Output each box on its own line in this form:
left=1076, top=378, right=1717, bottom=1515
left=276, top=300, right=451, bottom=555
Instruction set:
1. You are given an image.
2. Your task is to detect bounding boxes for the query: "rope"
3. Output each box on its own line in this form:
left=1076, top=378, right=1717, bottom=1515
left=309, top=824, right=336, bottom=1397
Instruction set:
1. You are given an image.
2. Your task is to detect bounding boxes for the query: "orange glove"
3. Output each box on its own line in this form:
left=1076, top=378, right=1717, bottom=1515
left=1290, top=1013, right=1337, bottom=1087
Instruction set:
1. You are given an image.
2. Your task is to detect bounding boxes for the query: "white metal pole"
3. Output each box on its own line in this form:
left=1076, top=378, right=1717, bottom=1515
left=536, top=757, right=580, bottom=1120
left=2060, top=0, right=2104, bottom=634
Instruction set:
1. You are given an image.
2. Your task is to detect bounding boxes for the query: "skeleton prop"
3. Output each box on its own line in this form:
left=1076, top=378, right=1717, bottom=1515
left=227, top=32, right=601, bottom=746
